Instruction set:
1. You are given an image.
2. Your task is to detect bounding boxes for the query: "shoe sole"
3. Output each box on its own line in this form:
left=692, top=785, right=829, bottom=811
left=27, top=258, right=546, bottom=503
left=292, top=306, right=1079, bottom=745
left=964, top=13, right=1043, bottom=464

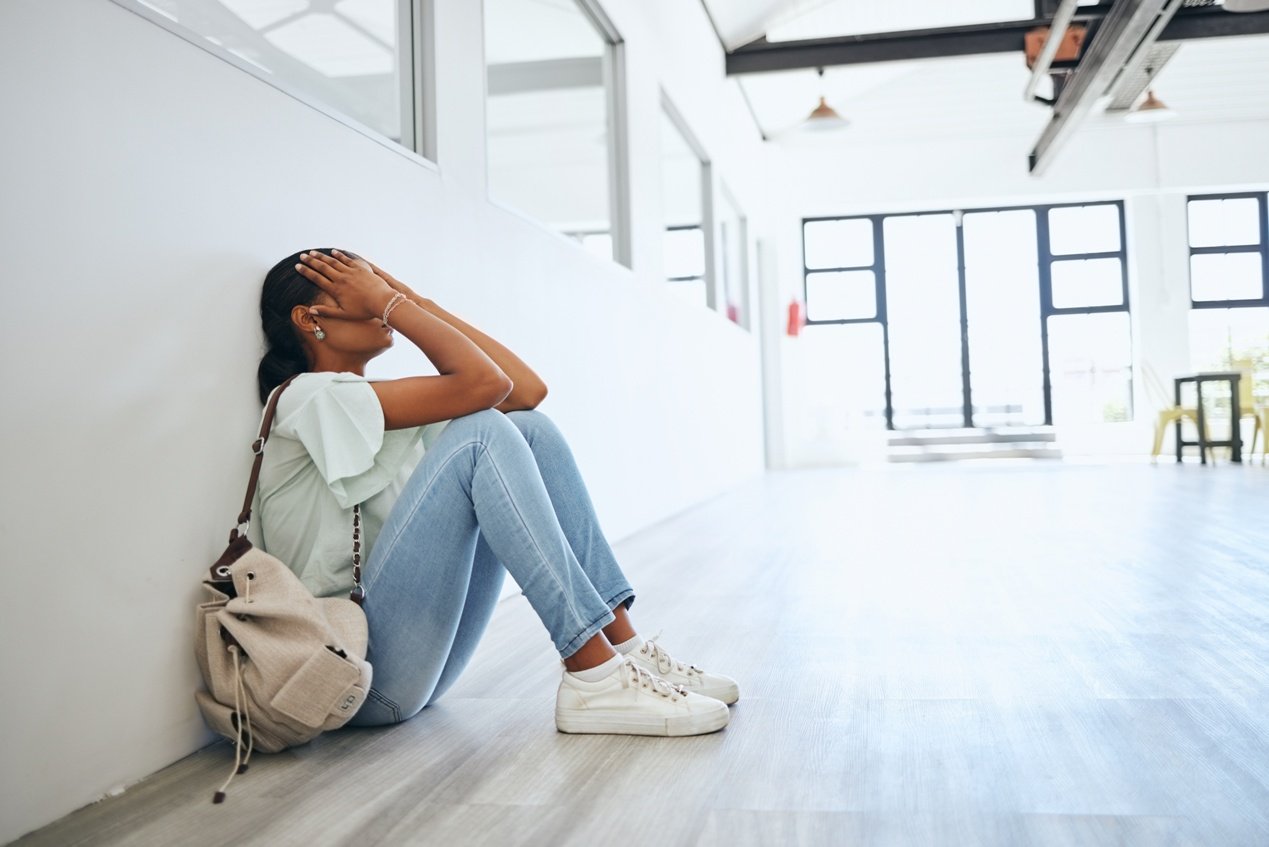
left=555, top=706, right=729, bottom=737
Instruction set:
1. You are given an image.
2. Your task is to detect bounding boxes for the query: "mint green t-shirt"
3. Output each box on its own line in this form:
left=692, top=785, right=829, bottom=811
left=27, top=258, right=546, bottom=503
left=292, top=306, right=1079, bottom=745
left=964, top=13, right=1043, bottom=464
left=247, top=371, right=449, bottom=598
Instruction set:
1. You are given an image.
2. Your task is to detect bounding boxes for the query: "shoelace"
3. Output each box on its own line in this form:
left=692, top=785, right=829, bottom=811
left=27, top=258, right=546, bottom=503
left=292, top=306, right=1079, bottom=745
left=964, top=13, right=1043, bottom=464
left=622, top=658, right=687, bottom=701
left=641, top=631, right=702, bottom=678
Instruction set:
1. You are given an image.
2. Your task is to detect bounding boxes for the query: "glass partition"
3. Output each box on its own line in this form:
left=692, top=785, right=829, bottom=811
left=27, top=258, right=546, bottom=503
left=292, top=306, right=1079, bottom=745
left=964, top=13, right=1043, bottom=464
left=115, top=0, right=426, bottom=152
left=484, top=0, right=624, bottom=262
left=1186, top=193, right=1269, bottom=416
left=661, top=99, right=707, bottom=305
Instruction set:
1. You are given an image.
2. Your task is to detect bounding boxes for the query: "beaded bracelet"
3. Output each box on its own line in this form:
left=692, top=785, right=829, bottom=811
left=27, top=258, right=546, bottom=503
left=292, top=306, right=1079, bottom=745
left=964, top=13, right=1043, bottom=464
left=382, top=292, right=408, bottom=326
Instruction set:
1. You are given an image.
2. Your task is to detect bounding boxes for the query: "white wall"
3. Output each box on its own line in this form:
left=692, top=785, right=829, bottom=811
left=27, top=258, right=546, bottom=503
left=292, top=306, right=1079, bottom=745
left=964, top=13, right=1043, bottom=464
left=0, top=0, right=767, bottom=840
left=762, top=118, right=1269, bottom=466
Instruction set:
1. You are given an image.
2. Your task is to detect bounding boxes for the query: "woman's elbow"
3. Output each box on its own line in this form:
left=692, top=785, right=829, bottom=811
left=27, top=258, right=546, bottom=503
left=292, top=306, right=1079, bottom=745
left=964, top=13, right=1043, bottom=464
left=485, top=373, right=514, bottom=407
left=526, top=382, right=548, bottom=408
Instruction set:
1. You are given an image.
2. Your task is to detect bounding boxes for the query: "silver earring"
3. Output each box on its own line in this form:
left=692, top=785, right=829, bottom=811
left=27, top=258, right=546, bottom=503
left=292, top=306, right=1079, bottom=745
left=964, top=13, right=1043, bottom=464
left=314, top=326, right=326, bottom=341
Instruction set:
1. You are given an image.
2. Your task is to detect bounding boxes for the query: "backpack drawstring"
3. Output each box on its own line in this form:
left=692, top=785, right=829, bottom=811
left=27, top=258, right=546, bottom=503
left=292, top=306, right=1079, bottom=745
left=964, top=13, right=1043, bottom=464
left=212, top=645, right=252, bottom=803
left=237, top=653, right=256, bottom=770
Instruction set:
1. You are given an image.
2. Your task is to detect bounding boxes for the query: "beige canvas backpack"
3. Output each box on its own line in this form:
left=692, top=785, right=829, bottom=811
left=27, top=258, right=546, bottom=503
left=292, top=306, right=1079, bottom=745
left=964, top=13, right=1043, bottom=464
left=194, top=377, right=372, bottom=802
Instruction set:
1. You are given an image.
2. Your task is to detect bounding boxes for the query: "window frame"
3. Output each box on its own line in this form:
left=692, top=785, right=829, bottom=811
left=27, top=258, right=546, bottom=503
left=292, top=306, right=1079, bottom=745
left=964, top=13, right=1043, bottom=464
left=660, top=91, right=714, bottom=301
left=801, top=214, right=885, bottom=325
left=1186, top=191, right=1269, bottom=310
left=110, top=0, right=437, bottom=166
left=665, top=224, right=707, bottom=284
left=481, top=0, right=630, bottom=267
left=1040, top=201, right=1131, bottom=316
left=716, top=180, right=751, bottom=330
left=801, top=200, right=1132, bottom=429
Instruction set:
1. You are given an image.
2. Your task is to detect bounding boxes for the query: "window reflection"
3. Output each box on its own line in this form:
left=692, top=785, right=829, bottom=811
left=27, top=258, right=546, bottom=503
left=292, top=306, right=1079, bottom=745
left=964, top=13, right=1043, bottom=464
left=661, top=103, right=706, bottom=301
left=484, top=0, right=619, bottom=259
left=131, top=0, right=414, bottom=144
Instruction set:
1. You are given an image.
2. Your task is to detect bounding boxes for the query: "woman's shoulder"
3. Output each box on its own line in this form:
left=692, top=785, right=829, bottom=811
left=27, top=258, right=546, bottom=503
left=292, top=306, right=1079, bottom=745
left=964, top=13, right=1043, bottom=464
left=283, top=370, right=368, bottom=399
left=291, top=370, right=368, bottom=388
left=274, top=371, right=377, bottom=425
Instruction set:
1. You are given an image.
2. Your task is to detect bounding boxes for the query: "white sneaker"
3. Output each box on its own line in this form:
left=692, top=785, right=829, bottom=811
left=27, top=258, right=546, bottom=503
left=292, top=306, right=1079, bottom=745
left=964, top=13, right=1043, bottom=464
left=555, top=656, right=729, bottom=737
left=628, top=635, right=740, bottom=705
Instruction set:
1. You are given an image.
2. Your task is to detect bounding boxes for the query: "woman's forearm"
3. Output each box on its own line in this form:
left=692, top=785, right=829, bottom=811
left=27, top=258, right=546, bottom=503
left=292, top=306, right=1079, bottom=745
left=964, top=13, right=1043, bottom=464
left=414, top=298, right=548, bottom=407
left=363, top=259, right=548, bottom=409
left=388, top=299, right=507, bottom=384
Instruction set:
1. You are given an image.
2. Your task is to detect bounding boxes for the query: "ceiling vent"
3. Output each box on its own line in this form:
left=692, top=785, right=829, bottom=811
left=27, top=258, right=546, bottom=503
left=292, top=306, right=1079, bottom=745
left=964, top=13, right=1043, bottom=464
left=1105, top=41, right=1181, bottom=110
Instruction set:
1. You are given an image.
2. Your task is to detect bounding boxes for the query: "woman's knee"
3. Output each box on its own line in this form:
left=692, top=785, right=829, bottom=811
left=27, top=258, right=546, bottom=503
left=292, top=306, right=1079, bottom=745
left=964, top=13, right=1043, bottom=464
left=502, top=408, right=560, bottom=442
left=442, top=407, right=519, bottom=441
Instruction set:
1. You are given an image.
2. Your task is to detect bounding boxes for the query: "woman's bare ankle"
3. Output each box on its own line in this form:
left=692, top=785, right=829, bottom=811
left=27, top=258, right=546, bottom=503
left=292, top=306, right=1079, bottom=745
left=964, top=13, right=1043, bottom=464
left=601, top=605, right=637, bottom=646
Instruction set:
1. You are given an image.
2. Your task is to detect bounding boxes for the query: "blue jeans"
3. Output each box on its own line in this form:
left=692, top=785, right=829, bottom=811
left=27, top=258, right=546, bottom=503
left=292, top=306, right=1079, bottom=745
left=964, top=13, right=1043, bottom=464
left=347, top=408, right=636, bottom=726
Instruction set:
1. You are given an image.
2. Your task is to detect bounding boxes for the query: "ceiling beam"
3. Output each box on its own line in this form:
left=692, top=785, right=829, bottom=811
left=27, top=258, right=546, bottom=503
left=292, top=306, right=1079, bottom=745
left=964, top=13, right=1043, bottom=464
left=724, top=6, right=1269, bottom=75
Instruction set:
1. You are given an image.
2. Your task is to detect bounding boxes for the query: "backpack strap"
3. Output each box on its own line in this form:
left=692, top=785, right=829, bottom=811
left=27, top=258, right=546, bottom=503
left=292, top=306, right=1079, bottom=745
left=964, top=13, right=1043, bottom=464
left=237, top=376, right=299, bottom=538
left=208, top=375, right=366, bottom=606
left=208, top=376, right=298, bottom=584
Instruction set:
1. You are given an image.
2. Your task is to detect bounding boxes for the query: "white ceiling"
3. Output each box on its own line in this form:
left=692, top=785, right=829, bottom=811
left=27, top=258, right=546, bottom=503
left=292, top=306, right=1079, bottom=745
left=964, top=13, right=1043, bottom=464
left=703, top=0, right=1047, bottom=50
left=700, top=0, right=833, bottom=51
left=765, top=0, right=1037, bottom=43
left=738, top=32, right=1269, bottom=144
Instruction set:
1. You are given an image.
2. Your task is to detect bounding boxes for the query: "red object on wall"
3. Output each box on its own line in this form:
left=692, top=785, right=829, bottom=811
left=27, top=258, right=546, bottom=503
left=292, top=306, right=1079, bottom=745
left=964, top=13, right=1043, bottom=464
left=786, top=299, right=805, bottom=337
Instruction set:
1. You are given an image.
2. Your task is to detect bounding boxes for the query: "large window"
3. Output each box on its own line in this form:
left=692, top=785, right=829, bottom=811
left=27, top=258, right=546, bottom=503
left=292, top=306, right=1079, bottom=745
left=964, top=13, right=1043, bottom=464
left=484, top=0, right=626, bottom=264
left=801, top=216, right=888, bottom=425
left=1186, top=192, right=1269, bottom=409
left=801, top=201, right=1132, bottom=430
left=1187, top=194, right=1268, bottom=307
left=115, top=0, right=428, bottom=155
left=1041, top=202, right=1133, bottom=424
left=661, top=95, right=709, bottom=306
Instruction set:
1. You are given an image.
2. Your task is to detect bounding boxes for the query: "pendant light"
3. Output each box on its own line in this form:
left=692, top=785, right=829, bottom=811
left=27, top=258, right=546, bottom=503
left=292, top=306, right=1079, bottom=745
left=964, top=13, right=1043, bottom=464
left=1125, top=67, right=1176, bottom=123
left=803, top=67, right=849, bottom=131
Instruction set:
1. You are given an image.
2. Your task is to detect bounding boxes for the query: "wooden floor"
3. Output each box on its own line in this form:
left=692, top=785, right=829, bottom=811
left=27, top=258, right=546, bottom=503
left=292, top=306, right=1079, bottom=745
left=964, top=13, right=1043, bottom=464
left=17, top=462, right=1269, bottom=847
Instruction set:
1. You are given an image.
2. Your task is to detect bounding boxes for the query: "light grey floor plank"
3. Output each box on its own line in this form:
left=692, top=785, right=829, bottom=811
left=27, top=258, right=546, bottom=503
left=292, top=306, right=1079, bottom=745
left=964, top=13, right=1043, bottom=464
left=13, top=463, right=1269, bottom=847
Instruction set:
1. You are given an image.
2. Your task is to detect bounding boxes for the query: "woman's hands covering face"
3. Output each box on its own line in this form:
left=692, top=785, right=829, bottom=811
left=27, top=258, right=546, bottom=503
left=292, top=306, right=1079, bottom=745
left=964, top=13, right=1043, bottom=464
left=295, top=250, right=396, bottom=322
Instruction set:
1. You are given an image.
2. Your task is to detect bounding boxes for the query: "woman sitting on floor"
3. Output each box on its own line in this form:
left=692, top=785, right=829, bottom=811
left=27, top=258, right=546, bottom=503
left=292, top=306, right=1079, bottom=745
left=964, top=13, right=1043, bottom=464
left=251, top=248, right=739, bottom=736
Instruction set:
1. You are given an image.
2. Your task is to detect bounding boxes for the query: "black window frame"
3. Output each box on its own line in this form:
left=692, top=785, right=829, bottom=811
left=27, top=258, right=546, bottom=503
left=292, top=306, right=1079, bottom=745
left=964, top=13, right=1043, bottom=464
left=1186, top=191, right=1269, bottom=310
left=800, top=214, right=892, bottom=426
left=800, top=200, right=1132, bottom=430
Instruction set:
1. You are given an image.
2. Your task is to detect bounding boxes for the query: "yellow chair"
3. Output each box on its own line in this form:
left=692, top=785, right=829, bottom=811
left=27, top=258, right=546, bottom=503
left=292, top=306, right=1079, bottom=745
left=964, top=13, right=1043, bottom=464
left=1231, top=358, right=1266, bottom=464
left=1252, top=406, right=1269, bottom=464
left=1150, top=406, right=1204, bottom=462
left=1143, top=365, right=1204, bottom=463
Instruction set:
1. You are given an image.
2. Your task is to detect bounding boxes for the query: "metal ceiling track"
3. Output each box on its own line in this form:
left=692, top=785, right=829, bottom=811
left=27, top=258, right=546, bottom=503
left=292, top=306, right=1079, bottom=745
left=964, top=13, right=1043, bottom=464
left=723, top=5, right=1269, bottom=74
left=1029, top=0, right=1178, bottom=174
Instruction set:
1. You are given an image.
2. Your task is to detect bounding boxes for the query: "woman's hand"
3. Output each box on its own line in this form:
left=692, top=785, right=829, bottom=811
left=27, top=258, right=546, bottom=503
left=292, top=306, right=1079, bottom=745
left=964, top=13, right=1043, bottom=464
left=296, top=250, right=396, bottom=321
left=366, top=259, right=432, bottom=308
